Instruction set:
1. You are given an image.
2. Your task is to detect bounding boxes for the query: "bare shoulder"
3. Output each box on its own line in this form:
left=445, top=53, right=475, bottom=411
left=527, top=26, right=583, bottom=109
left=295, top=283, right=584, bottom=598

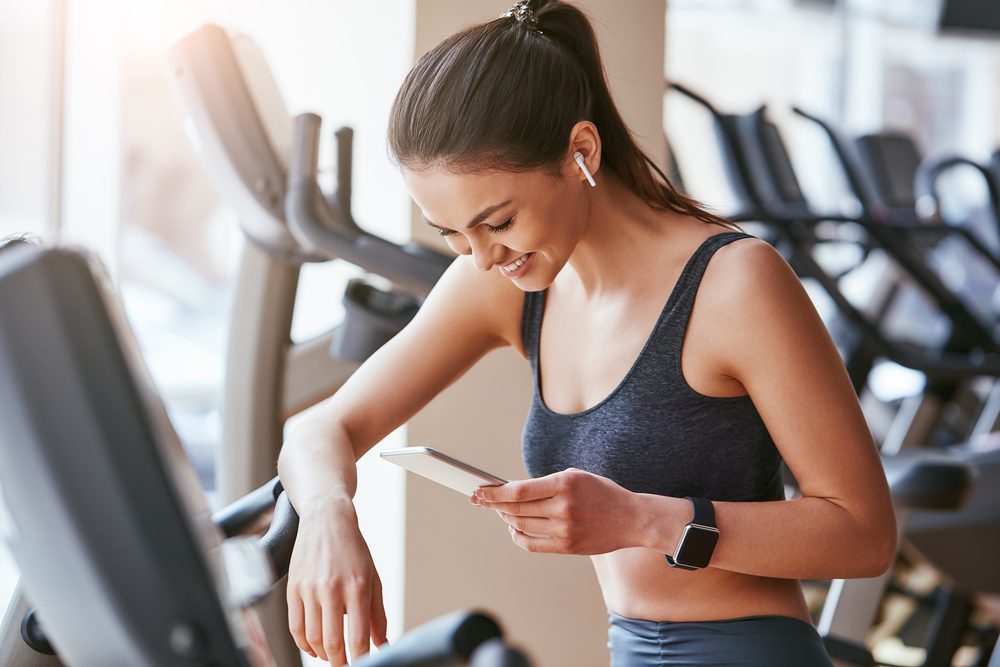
left=701, top=234, right=801, bottom=314
left=421, top=255, right=529, bottom=356
left=696, top=233, right=838, bottom=378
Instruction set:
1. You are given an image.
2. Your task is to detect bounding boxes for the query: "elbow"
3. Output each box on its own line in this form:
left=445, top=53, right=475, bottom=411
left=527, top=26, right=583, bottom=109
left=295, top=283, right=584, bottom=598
left=828, top=498, right=898, bottom=579
left=858, top=513, right=898, bottom=578
left=860, top=532, right=897, bottom=578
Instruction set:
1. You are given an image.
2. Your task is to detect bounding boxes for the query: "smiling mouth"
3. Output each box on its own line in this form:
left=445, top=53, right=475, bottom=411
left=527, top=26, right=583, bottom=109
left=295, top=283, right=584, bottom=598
left=501, top=253, right=532, bottom=272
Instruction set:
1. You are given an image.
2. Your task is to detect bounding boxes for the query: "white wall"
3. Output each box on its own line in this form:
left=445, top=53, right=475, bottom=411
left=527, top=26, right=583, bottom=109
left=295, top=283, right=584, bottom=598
left=0, top=3, right=58, bottom=238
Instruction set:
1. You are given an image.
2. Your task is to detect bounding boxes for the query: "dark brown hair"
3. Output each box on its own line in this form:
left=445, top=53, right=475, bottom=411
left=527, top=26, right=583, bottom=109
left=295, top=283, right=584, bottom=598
left=387, top=0, right=732, bottom=228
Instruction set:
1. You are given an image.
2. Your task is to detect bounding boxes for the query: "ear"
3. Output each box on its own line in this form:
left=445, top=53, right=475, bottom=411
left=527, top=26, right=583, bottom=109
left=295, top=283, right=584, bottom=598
left=563, top=120, right=601, bottom=184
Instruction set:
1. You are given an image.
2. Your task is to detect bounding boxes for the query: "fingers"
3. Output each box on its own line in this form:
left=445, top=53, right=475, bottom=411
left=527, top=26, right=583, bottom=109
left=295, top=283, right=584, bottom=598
left=370, top=576, right=389, bottom=647
left=320, top=595, right=347, bottom=666
left=345, top=584, right=373, bottom=663
left=287, top=589, right=316, bottom=659
left=496, top=511, right=557, bottom=537
left=474, top=494, right=564, bottom=517
left=304, top=595, right=327, bottom=661
left=507, top=524, right=561, bottom=553
left=282, top=503, right=388, bottom=664
left=477, top=476, right=559, bottom=503
left=291, top=585, right=384, bottom=664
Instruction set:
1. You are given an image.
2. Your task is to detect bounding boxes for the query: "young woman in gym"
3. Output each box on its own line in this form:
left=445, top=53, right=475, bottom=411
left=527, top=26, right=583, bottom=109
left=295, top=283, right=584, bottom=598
left=278, top=1, right=896, bottom=664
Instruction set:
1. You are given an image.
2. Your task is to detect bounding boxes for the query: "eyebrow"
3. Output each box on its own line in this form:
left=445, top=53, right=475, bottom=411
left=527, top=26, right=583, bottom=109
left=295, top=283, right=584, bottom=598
left=420, top=199, right=513, bottom=230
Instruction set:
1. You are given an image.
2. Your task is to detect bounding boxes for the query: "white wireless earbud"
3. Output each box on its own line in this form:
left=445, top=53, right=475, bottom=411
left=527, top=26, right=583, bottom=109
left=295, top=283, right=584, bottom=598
left=574, top=151, right=596, bottom=187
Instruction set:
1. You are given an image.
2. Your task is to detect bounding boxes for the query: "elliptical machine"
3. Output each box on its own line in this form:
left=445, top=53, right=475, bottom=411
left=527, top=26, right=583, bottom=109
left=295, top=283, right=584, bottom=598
left=166, top=24, right=458, bottom=665
left=0, top=20, right=536, bottom=667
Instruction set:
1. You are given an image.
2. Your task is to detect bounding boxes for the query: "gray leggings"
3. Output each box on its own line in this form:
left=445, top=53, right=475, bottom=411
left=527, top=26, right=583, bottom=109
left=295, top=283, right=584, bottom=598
left=607, top=610, right=835, bottom=667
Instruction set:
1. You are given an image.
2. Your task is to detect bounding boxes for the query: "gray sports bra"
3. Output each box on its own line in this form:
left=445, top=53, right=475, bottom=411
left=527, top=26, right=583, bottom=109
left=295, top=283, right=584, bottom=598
left=520, top=232, right=784, bottom=502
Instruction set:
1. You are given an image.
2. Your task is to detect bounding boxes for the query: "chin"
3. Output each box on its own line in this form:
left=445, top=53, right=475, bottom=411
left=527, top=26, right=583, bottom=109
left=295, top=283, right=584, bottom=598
left=512, top=267, right=557, bottom=292
left=504, top=252, right=563, bottom=292
left=513, top=278, right=549, bottom=293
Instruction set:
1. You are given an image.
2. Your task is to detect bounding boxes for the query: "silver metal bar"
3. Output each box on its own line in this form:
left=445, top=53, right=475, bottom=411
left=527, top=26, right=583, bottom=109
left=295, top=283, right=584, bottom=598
left=220, top=240, right=301, bottom=667
left=881, top=394, right=944, bottom=457
left=971, top=380, right=1000, bottom=441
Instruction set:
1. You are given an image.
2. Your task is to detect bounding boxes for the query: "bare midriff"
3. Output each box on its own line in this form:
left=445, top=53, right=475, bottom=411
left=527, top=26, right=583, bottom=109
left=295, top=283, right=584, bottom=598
left=591, top=547, right=813, bottom=624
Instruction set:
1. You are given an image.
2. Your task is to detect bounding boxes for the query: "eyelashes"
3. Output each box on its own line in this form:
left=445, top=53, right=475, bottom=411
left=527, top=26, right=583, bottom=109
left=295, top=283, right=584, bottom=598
left=487, top=218, right=514, bottom=234
left=438, top=217, right=514, bottom=237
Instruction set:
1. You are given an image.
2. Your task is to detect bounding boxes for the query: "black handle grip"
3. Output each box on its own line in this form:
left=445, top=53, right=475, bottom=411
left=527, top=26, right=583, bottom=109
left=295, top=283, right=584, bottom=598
left=21, top=608, right=57, bottom=656
left=212, top=476, right=283, bottom=538
left=260, top=491, right=299, bottom=580
left=469, top=638, right=532, bottom=667
left=213, top=478, right=299, bottom=579
left=351, top=610, right=502, bottom=667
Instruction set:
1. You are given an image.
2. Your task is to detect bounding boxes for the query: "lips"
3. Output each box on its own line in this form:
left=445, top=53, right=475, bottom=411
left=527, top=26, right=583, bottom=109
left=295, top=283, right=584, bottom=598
left=499, top=252, right=534, bottom=278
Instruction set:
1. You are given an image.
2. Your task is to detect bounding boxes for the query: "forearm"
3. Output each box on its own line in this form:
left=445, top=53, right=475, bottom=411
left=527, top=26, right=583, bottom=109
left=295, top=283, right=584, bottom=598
left=632, top=493, right=896, bottom=580
left=277, top=415, right=360, bottom=514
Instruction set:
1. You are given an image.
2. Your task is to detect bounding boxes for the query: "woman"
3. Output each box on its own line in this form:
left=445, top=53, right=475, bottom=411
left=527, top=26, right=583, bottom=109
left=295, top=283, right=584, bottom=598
left=277, top=1, right=896, bottom=665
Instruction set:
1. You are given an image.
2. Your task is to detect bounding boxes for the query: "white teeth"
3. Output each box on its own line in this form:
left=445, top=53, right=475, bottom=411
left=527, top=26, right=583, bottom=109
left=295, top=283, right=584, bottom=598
left=502, top=254, right=530, bottom=272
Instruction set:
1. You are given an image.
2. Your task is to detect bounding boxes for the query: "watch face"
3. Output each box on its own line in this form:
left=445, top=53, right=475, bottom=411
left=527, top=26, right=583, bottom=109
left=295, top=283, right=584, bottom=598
left=675, top=525, right=719, bottom=567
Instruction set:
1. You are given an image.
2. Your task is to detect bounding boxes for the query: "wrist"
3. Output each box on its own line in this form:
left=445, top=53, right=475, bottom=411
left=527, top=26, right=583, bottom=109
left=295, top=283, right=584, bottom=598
left=298, top=494, right=356, bottom=521
left=632, top=493, right=689, bottom=551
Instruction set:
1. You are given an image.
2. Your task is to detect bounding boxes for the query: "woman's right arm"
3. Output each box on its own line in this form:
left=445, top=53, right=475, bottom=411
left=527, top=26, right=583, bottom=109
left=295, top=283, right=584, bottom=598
left=277, top=255, right=524, bottom=664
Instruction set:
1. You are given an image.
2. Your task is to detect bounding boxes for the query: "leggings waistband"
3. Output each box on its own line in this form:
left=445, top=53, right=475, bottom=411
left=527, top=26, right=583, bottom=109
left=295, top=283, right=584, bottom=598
left=607, top=610, right=834, bottom=667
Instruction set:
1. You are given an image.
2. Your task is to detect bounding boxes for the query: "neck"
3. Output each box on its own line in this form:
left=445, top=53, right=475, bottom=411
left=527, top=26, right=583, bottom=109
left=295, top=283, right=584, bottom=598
left=562, top=171, right=680, bottom=299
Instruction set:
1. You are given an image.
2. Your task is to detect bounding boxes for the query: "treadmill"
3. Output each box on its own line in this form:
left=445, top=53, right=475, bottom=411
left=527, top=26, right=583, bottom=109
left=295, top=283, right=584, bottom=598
left=666, top=83, right=1000, bottom=667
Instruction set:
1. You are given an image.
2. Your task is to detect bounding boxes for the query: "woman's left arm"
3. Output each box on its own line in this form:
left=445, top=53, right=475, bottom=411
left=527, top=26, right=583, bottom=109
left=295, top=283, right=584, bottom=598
left=473, top=239, right=897, bottom=580
left=633, top=238, right=897, bottom=580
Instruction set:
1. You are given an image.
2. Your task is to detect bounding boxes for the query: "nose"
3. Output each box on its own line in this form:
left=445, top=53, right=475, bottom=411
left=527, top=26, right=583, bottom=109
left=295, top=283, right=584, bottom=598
left=470, top=237, right=504, bottom=272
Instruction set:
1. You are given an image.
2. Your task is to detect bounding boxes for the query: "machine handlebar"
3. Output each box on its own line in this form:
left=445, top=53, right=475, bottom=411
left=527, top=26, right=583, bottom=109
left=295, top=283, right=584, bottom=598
left=286, top=113, right=453, bottom=296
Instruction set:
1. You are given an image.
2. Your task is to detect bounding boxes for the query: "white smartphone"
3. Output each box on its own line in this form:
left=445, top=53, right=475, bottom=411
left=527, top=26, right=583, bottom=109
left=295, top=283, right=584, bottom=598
left=380, top=446, right=507, bottom=496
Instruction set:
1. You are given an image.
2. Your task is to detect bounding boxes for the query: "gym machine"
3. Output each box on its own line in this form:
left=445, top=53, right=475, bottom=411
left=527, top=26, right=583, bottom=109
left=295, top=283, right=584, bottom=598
left=0, top=244, right=531, bottom=666
left=669, top=82, right=1000, bottom=449
left=667, top=83, right=1000, bottom=666
left=166, top=24, right=453, bottom=665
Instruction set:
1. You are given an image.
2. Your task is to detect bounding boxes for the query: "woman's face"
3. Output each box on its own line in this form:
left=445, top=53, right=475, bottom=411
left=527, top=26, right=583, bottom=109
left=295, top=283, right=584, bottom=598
left=403, top=158, right=589, bottom=292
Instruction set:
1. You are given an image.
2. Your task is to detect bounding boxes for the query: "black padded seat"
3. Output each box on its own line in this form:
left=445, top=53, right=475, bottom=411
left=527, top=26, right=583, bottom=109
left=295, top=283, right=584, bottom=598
left=855, top=133, right=922, bottom=208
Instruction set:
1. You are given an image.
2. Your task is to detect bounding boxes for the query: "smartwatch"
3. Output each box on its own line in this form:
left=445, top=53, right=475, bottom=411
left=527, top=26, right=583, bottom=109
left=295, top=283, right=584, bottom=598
left=664, top=497, right=719, bottom=570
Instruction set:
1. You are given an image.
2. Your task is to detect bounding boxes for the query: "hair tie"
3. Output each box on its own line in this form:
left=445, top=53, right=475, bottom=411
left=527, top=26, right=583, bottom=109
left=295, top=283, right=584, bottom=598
left=500, top=1, right=543, bottom=34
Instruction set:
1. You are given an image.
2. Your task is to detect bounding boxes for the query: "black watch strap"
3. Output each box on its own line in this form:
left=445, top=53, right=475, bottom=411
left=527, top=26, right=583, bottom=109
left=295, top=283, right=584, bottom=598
left=690, top=496, right=715, bottom=526
left=664, top=497, right=717, bottom=570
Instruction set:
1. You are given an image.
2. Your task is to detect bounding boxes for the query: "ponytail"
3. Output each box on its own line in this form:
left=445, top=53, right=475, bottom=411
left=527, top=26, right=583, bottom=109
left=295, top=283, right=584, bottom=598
left=387, top=0, right=733, bottom=228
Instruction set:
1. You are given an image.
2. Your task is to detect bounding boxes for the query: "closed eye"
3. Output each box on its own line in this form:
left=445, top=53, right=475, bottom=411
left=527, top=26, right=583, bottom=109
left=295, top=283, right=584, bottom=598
left=486, top=218, right=514, bottom=234
left=437, top=217, right=514, bottom=237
